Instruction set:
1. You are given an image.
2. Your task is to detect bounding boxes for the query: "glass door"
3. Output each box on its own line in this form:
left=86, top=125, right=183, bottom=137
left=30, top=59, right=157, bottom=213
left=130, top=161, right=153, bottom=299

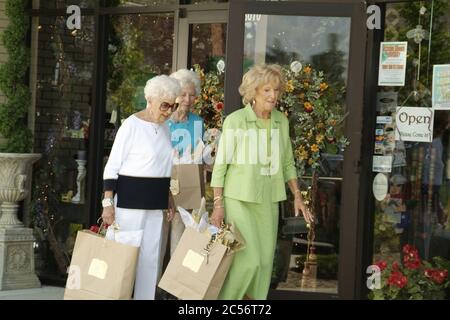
left=225, top=0, right=367, bottom=299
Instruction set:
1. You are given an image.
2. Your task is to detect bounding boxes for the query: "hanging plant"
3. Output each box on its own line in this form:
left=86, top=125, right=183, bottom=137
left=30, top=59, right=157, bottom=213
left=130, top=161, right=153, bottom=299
left=192, top=61, right=225, bottom=130
left=0, top=0, right=32, bottom=153
left=278, top=62, right=349, bottom=177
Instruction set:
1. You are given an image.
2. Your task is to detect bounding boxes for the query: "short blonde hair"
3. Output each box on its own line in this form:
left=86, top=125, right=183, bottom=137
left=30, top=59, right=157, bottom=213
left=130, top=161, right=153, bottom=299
left=238, top=64, right=285, bottom=105
left=170, top=69, right=201, bottom=96
left=144, top=75, right=181, bottom=101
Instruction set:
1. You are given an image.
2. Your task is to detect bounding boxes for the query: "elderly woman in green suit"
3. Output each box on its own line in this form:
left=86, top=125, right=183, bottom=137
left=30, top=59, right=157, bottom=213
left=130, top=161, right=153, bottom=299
left=210, top=64, right=313, bottom=300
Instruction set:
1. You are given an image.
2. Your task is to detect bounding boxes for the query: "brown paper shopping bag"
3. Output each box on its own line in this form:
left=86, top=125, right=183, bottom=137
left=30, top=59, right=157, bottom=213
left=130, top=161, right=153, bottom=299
left=170, top=164, right=205, bottom=210
left=64, top=230, right=139, bottom=300
left=158, top=227, right=234, bottom=300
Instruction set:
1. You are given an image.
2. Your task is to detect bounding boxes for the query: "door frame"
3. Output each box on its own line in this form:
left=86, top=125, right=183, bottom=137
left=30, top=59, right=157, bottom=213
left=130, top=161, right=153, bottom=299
left=174, top=6, right=228, bottom=70
left=224, top=0, right=368, bottom=299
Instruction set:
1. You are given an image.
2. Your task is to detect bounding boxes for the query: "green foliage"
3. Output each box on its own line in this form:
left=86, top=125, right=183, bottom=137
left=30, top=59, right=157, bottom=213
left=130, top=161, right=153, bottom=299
left=0, top=0, right=32, bottom=153
left=108, top=17, right=158, bottom=120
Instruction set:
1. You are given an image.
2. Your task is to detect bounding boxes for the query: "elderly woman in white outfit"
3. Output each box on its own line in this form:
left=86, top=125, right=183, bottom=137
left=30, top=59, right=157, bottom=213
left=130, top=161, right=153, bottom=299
left=101, top=75, right=181, bottom=300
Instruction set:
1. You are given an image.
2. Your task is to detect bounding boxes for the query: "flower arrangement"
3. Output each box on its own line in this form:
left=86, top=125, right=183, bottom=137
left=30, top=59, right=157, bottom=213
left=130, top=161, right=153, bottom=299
left=370, top=244, right=450, bottom=300
left=192, top=61, right=225, bottom=130
left=278, top=61, right=349, bottom=177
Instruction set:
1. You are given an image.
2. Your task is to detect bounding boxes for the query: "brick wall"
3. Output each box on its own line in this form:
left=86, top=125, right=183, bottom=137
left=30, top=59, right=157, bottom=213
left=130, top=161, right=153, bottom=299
left=32, top=15, right=95, bottom=225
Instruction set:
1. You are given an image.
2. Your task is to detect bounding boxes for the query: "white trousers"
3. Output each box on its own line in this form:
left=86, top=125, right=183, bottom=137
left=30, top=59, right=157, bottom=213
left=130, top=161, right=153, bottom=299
left=114, top=207, right=165, bottom=300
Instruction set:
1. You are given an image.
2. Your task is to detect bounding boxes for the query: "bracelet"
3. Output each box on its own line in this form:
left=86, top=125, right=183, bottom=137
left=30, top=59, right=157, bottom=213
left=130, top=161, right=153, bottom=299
left=214, top=205, right=224, bottom=209
left=213, top=196, right=224, bottom=202
left=102, top=197, right=114, bottom=208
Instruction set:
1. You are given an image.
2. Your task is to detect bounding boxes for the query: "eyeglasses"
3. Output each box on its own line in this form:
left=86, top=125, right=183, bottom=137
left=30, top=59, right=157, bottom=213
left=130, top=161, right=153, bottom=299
left=159, top=102, right=179, bottom=112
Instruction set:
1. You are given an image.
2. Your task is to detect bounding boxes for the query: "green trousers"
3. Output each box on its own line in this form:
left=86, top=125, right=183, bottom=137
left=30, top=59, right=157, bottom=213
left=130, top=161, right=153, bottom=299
left=218, top=176, right=279, bottom=300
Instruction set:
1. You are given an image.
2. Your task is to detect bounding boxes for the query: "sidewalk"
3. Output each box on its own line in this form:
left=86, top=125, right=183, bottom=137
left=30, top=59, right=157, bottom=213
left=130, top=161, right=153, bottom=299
left=0, top=286, right=64, bottom=300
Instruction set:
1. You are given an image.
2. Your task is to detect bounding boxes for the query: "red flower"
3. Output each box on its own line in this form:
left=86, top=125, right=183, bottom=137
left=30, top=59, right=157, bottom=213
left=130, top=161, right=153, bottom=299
left=89, top=225, right=100, bottom=233
left=214, top=102, right=224, bottom=112
left=427, top=269, right=449, bottom=284
left=424, top=268, right=434, bottom=278
left=392, top=261, right=400, bottom=271
left=375, top=260, right=388, bottom=271
left=403, top=251, right=421, bottom=269
left=387, top=271, right=408, bottom=288
left=401, top=244, right=421, bottom=269
left=402, top=244, right=418, bottom=256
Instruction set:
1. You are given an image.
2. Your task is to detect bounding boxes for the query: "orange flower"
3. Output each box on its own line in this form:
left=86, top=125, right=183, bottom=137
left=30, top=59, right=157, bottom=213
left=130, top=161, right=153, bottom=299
left=303, top=66, right=312, bottom=74
left=295, top=147, right=309, bottom=160
left=285, top=80, right=294, bottom=93
left=320, top=82, right=329, bottom=91
left=202, top=94, right=209, bottom=101
left=311, top=144, right=319, bottom=153
left=329, top=119, right=337, bottom=126
left=316, top=134, right=324, bottom=144
left=304, top=102, right=313, bottom=113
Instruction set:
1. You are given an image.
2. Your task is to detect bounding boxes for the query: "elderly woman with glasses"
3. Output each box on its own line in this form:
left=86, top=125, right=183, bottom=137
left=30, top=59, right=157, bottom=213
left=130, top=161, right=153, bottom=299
left=101, top=75, right=181, bottom=300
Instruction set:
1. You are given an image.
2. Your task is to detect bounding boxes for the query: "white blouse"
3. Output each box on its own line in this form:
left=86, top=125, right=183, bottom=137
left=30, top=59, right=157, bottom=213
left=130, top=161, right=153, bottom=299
left=103, top=114, right=173, bottom=180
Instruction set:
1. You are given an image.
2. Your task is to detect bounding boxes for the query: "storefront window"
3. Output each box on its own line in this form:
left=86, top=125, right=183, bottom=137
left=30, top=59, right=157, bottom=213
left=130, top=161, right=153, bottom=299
left=104, top=12, right=175, bottom=172
left=37, top=0, right=97, bottom=9
left=371, top=1, right=450, bottom=299
left=243, top=13, right=351, bottom=294
left=31, top=15, right=95, bottom=282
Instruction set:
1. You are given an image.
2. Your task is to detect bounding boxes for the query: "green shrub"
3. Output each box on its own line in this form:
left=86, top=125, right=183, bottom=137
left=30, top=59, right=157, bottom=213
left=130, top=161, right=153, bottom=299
left=0, top=0, right=32, bottom=153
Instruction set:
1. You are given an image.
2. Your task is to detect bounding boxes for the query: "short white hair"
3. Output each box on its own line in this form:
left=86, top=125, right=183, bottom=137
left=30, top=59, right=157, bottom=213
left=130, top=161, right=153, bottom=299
left=144, top=75, right=181, bottom=101
left=170, top=69, right=201, bottom=96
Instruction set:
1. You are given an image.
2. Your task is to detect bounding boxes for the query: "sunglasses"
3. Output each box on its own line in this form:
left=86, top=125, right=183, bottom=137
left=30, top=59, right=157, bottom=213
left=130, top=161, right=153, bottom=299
left=160, top=102, right=179, bottom=112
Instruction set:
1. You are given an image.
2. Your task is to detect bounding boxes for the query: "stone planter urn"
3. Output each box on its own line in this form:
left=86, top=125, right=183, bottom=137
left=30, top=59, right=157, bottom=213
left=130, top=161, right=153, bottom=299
left=0, top=153, right=42, bottom=290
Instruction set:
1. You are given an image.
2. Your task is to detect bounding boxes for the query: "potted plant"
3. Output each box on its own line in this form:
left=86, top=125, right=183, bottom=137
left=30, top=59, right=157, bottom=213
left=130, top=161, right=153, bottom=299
left=0, top=0, right=41, bottom=290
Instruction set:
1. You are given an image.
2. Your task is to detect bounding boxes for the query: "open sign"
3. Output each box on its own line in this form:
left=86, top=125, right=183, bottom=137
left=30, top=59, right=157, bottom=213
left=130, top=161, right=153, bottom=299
left=395, top=107, right=434, bottom=143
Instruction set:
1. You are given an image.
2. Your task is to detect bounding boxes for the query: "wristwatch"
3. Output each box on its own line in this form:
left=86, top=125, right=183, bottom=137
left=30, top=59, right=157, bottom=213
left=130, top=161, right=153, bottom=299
left=102, top=197, right=114, bottom=208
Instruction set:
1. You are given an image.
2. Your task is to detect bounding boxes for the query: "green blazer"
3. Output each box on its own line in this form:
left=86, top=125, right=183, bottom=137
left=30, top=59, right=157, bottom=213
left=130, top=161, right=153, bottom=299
left=211, top=104, right=297, bottom=203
